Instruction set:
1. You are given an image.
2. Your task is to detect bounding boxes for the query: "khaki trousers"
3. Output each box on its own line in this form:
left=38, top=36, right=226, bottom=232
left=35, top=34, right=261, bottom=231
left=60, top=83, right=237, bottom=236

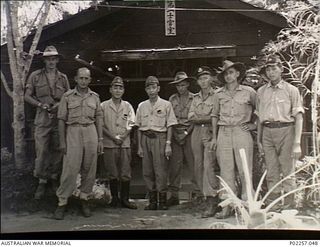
left=191, top=125, right=219, bottom=197
left=168, top=135, right=197, bottom=197
left=216, top=126, right=253, bottom=200
left=34, top=120, right=63, bottom=181
left=56, top=124, right=98, bottom=205
left=141, top=132, right=168, bottom=193
left=262, top=125, right=296, bottom=194
left=102, top=148, right=132, bottom=181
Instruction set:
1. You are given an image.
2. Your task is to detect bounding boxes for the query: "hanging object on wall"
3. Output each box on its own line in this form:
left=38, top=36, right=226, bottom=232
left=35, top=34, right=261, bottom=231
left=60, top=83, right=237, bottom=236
left=165, top=0, right=176, bottom=36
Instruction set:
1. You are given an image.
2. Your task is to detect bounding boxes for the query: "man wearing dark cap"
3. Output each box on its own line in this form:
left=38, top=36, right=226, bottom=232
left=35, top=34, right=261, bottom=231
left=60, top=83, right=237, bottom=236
left=188, top=66, right=220, bottom=216
left=25, top=45, right=70, bottom=200
left=256, top=54, right=304, bottom=210
left=135, top=76, right=177, bottom=210
left=167, top=72, right=197, bottom=206
left=211, top=60, right=257, bottom=218
left=100, top=76, right=137, bottom=209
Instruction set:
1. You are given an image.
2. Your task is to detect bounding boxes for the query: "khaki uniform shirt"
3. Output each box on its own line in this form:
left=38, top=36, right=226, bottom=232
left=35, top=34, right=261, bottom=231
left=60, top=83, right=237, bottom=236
left=57, top=87, right=102, bottom=125
left=188, top=87, right=215, bottom=121
left=101, top=99, right=135, bottom=148
left=135, top=97, right=177, bottom=132
left=169, top=92, right=194, bottom=128
left=211, top=85, right=256, bottom=126
left=256, top=80, right=304, bottom=123
left=26, top=69, right=70, bottom=127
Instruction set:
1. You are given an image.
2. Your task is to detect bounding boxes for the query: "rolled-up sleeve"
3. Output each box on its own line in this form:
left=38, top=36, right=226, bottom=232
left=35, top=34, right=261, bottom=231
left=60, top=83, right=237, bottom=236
left=166, top=102, right=178, bottom=127
left=211, top=94, right=220, bottom=118
left=57, top=94, right=68, bottom=121
left=291, top=87, right=304, bottom=116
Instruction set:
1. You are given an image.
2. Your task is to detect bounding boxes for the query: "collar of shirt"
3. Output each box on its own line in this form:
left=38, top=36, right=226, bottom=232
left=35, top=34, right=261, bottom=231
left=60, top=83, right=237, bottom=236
left=72, top=87, right=94, bottom=98
left=220, top=84, right=244, bottom=92
left=266, top=80, right=285, bottom=89
left=171, top=91, right=193, bottom=101
left=109, top=99, right=124, bottom=113
left=197, top=87, right=215, bottom=100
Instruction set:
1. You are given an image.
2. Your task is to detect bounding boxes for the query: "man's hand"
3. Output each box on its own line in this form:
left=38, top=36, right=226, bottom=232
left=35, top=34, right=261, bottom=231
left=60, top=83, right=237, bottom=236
left=292, top=142, right=301, bottom=160
left=165, top=143, right=172, bottom=160
left=59, top=141, right=67, bottom=155
left=98, top=141, right=104, bottom=155
left=137, top=145, right=144, bottom=158
left=240, top=123, right=256, bottom=132
left=113, top=135, right=123, bottom=146
left=41, top=103, right=50, bottom=111
left=210, top=137, right=217, bottom=151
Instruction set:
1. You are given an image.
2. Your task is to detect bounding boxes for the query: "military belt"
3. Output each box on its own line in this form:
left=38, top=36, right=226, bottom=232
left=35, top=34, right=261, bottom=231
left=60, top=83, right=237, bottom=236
left=263, top=121, right=294, bottom=128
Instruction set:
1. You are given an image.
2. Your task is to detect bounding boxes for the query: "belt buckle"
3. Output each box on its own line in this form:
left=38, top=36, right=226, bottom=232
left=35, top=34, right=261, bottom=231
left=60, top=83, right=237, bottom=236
left=201, top=124, right=205, bottom=127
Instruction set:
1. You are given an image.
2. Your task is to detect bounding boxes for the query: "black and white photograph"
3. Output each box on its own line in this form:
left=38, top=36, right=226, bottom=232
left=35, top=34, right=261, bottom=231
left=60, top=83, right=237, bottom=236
left=1, top=0, right=320, bottom=238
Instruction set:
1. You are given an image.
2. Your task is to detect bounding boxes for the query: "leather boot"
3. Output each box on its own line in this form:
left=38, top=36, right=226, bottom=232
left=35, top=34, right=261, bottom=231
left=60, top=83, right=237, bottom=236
left=54, top=205, right=66, bottom=220
left=158, top=192, right=168, bottom=210
left=81, top=200, right=92, bottom=217
left=109, top=179, right=121, bottom=207
left=144, top=191, right=157, bottom=210
left=120, top=180, right=137, bottom=209
left=167, top=193, right=180, bottom=207
left=34, top=183, right=46, bottom=200
left=201, top=196, right=220, bottom=218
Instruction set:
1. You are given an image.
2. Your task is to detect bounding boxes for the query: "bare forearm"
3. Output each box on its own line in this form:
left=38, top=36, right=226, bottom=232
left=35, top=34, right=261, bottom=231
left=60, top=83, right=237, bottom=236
left=257, top=119, right=263, bottom=143
left=25, top=94, right=41, bottom=107
left=211, top=117, right=218, bottom=139
left=95, top=118, right=103, bottom=139
left=58, top=120, right=66, bottom=144
left=137, top=130, right=142, bottom=147
left=166, top=126, right=173, bottom=142
left=294, top=113, right=303, bottom=144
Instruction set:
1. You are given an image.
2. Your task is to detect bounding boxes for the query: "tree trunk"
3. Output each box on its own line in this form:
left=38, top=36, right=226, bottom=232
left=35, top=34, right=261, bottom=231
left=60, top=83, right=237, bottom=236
left=5, top=1, right=27, bottom=169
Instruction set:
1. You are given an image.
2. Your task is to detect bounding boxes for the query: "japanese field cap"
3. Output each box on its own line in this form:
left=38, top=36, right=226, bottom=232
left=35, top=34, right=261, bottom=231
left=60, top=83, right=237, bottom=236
left=259, top=54, right=283, bottom=75
left=145, top=76, right=159, bottom=87
left=196, top=66, right=214, bottom=78
left=111, top=76, right=124, bottom=87
left=42, top=45, right=63, bottom=57
left=217, top=60, right=246, bottom=84
left=169, top=71, right=196, bottom=85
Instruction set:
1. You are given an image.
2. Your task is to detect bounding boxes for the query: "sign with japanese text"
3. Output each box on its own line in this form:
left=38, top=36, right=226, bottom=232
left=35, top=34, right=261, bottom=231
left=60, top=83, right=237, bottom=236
left=165, top=0, right=176, bottom=36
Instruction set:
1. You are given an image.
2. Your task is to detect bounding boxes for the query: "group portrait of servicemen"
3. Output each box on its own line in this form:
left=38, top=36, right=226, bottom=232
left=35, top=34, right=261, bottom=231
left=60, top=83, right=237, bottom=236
left=25, top=45, right=304, bottom=220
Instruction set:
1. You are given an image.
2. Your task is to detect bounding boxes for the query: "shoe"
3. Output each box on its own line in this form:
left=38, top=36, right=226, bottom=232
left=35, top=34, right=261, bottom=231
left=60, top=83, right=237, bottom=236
left=144, top=191, right=157, bottom=210
left=120, top=180, right=137, bottom=209
left=54, top=205, right=66, bottom=220
left=81, top=200, right=92, bottom=217
left=201, top=196, right=220, bottom=218
left=34, top=183, right=46, bottom=200
left=158, top=192, right=168, bottom=210
left=167, top=196, right=180, bottom=207
left=109, top=179, right=121, bottom=208
left=215, top=206, right=231, bottom=219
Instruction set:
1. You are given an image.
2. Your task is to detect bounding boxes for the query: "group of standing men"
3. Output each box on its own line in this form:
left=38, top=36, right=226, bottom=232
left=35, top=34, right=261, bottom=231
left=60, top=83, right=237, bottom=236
left=25, top=46, right=304, bottom=220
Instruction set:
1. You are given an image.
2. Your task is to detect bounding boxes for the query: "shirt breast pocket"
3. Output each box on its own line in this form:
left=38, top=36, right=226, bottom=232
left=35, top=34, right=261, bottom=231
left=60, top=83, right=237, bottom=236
left=234, top=98, right=251, bottom=115
left=154, top=109, right=166, bottom=127
left=86, top=101, right=97, bottom=118
left=220, top=98, right=231, bottom=116
left=35, top=84, right=50, bottom=98
left=277, top=99, right=291, bottom=116
left=68, top=101, right=81, bottom=118
left=141, top=113, right=149, bottom=127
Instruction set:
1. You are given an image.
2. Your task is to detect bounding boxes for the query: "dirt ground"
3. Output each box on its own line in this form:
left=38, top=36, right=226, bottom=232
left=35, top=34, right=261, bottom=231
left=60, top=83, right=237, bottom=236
left=1, top=199, right=241, bottom=233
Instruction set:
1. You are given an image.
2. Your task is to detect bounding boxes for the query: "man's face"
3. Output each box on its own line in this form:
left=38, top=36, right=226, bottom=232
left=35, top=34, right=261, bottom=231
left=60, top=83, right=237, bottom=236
left=43, top=56, right=59, bottom=70
left=75, top=69, right=91, bottom=89
left=265, top=65, right=283, bottom=82
left=224, top=67, right=240, bottom=84
left=145, top=84, right=160, bottom=99
left=175, top=81, right=189, bottom=95
left=197, top=74, right=212, bottom=89
left=110, top=85, right=124, bottom=99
